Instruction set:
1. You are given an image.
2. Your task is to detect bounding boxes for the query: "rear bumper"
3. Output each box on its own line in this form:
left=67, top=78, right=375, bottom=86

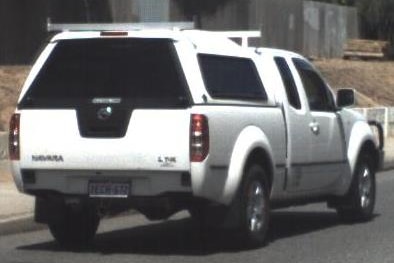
left=14, top=169, right=192, bottom=197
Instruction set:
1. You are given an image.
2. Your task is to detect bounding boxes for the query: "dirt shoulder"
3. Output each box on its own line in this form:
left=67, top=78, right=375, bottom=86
left=0, top=66, right=30, bottom=131
left=314, top=59, right=394, bottom=107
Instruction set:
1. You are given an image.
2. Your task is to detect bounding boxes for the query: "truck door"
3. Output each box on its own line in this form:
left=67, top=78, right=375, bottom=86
left=291, top=58, right=348, bottom=191
left=274, top=57, right=314, bottom=191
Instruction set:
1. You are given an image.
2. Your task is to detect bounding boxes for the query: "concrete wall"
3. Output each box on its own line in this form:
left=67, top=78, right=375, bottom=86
left=170, top=0, right=359, bottom=57
left=0, top=0, right=359, bottom=64
left=131, top=0, right=170, bottom=22
left=197, top=0, right=250, bottom=30
left=108, top=0, right=135, bottom=22
left=303, top=1, right=358, bottom=58
left=0, top=0, right=112, bottom=64
left=0, top=0, right=47, bottom=64
left=254, top=0, right=305, bottom=53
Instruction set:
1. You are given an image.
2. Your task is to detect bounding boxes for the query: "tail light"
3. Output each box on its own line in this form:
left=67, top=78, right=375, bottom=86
left=100, top=31, right=128, bottom=37
left=190, top=114, right=209, bottom=162
left=9, top=113, right=20, bottom=161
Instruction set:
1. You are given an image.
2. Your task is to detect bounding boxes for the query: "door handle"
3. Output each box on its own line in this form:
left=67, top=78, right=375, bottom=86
left=309, top=122, right=320, bottom=135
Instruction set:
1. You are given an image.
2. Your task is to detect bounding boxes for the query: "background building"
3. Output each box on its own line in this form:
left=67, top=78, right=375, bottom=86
left=0, top=0, right=358, bottom=64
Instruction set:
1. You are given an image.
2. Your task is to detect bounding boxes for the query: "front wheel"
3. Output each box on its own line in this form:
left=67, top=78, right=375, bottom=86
left=336, top=154, right=376, bottom=222
left=239, top=165, right=270, bottom=247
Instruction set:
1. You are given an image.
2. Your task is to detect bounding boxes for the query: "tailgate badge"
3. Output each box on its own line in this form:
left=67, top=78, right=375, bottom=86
left=92, top=97, right=121, bottom=104
left=97, top=106, right=112, bottom=121
left=158, top=156, right=177, bottom=167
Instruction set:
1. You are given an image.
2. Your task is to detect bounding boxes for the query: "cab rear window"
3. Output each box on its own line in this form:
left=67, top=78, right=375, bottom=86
left=19, top=38, right=190, bottom=108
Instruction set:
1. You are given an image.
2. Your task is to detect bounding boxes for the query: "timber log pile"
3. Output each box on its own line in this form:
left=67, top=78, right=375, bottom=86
left=343, top=39, right=390, bottom=60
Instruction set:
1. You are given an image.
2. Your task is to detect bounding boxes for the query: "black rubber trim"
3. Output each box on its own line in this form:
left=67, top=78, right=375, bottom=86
left=368, top=120, right=384, bottom=150
left=290, top=160, right=347, bottom=167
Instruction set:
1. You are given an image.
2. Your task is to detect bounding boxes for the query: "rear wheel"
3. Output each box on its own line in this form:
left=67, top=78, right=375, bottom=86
left=336, top=154, right=376, bottom=222
left=238, top=165, right=270, bottom=247
left=48, top=203, right=100, bottom=248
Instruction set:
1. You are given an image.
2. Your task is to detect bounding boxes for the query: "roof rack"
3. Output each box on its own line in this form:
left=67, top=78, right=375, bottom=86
left=47, top=21, right=261, bottom=48
left=214, top=31, right=261, bottom=48
left=47, top=21, right=195, bottom=32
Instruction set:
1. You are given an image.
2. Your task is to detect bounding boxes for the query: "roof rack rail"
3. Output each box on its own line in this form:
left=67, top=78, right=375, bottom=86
left=47, top=21, right=195, bottom=32
left=214, top=31, right=261, bottom=48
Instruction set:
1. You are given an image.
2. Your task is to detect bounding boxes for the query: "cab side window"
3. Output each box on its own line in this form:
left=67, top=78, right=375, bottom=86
left=274, top=57, right=301, bottom=109
left=198, top=54, right=267, bottom=101
left=292, top=58, right=335, bottom=112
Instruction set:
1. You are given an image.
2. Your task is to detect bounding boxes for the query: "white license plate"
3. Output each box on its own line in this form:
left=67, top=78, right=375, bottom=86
left=88, top=181, right=130, bottom=198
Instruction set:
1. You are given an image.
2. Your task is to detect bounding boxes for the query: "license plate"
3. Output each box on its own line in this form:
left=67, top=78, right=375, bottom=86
left=88, top=181, right=130, bottom=198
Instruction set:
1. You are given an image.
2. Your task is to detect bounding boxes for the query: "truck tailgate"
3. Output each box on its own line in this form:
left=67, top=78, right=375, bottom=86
left=19, top=109, right=190, bottom=171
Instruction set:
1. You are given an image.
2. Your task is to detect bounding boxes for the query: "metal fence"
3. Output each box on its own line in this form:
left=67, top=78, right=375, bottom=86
left=354, top=107, right=394, bottom=138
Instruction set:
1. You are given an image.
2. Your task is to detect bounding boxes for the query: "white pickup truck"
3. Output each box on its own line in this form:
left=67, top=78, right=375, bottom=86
left=9, top=26, right=384, bottom=248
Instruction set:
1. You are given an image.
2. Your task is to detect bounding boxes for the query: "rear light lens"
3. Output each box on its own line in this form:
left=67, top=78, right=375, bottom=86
left=190, top=114, right=209, bottom=162
left=9, top=113, right=20, bottom=161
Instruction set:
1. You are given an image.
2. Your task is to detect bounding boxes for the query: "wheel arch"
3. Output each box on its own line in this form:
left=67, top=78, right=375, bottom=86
left=223, top=126, right=275, bottom=205
left=243, top=148, right=274, bottom=192
left=347, top=121, right=379, bottom=175
left=334, top=139, right=377, bottom=222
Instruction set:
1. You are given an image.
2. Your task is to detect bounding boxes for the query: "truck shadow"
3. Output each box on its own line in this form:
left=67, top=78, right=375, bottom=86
left=18, top=210, right=378, bottom=255
left=269, top=211, right=378, bottom=241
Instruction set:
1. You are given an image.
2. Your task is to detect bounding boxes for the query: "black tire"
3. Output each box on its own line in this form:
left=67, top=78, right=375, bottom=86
left=336, top=154, right=376, bottom=222
left=48, top=204, right=100, bottom=248
left=238, top=165, right=270, bottom=247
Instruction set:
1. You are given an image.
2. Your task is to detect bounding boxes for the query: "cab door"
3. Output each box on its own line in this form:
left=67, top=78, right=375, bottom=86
left=291, top=58, right=348, bottom=191
left=274, top=56, right=315, bottom=191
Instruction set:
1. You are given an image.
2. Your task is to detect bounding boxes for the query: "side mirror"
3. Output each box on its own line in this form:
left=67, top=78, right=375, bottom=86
left=337, top=89, right=355, bottom=108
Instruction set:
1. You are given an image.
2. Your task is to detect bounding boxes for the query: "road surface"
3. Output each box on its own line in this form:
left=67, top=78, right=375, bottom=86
left=1, top=170, right=394, bottom=263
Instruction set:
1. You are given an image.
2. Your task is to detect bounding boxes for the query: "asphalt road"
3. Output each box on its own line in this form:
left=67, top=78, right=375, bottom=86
left=1, top=170, right=394, bottom=263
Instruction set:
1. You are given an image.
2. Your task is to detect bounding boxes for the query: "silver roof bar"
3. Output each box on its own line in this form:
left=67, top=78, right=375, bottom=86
left=47, top=22, right=260, bottom=48
left=47, top=22, right=195, bottom=32
left=214, top=31, right=261, bottom=48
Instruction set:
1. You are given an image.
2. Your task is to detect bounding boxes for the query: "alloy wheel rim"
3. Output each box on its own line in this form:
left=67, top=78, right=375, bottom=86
left=246, top=180, right=265, bottom=233
left=359, top=166, right=372, bottom=209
